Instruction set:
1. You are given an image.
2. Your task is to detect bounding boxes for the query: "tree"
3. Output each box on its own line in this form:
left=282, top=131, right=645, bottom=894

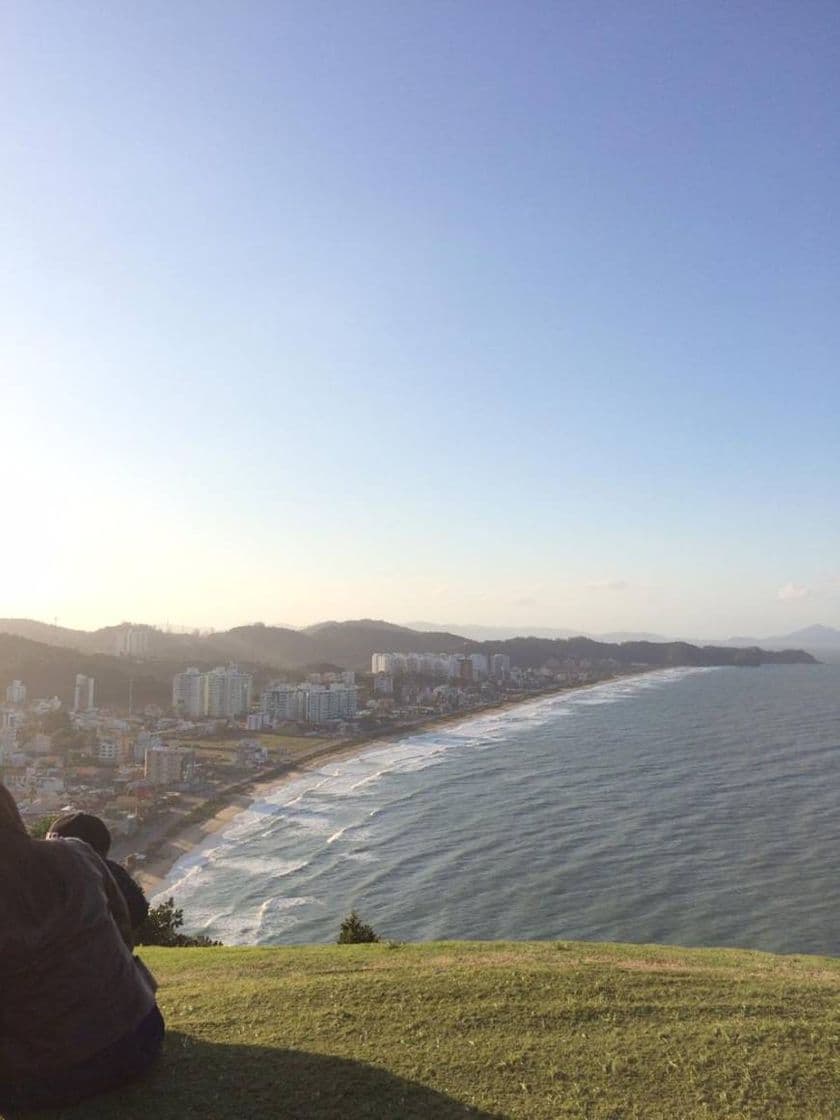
left=135, top=897, right=221, bottom=947
left=337, top=910, right=380, bottom=944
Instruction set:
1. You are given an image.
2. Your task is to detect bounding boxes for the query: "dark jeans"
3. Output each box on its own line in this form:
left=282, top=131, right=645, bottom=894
left=0, top=1005, right=165, bottom=1111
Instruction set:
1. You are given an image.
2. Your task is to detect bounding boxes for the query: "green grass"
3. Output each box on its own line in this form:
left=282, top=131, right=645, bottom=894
left=11, top=941, right=839, bottom=1119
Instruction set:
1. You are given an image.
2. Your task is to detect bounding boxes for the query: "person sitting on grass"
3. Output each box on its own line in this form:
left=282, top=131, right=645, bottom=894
left=0, top=783, right=164, bottom=1112
left=47, top=809, right=150, bottom=934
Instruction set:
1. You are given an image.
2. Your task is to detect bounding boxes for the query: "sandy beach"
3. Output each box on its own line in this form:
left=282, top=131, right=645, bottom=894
left=131, top=735, right=391, bottom=893
left=130, top=674, right=650, bottom=895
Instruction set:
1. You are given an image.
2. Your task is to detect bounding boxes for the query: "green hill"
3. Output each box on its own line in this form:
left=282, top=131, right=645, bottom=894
left=13, top=940, right=838, bottom=1119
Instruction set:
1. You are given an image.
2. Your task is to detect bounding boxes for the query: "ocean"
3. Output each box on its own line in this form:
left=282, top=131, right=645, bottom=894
left=152, top=664, right=840, bottom=955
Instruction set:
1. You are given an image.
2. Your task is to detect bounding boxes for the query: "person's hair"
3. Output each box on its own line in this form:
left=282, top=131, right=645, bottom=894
left=48, top=811, right=112, bottom=857
left=0, top=783, right=27, bottom=834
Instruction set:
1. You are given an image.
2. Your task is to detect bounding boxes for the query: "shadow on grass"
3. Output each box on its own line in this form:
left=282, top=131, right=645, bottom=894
left=10, top=1032, right=506, bottom=1120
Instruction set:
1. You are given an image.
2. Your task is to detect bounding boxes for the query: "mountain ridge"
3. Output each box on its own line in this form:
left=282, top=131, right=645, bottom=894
left=0, top=620, right=819, bottom=707
left=2, top=616, right=837, bottom=660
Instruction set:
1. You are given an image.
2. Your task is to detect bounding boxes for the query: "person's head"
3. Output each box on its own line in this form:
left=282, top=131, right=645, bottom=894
left=0, top=783, right=27, bottom=835
left=47, top=812, right=112, bottom=858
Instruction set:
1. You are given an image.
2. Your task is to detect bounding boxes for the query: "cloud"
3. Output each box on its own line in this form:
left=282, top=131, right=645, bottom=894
left=585, top=579, right=628, bottom=593
left=777, top=582, right=809, bottom=601
left=514, top=596, right=537, bottom=607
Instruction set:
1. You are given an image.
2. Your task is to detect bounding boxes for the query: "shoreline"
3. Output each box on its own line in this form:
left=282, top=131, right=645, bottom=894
left=129, top=670, right=657, bottom=895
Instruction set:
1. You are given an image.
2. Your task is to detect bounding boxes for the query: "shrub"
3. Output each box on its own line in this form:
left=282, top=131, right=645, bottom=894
left=337, top=910, right=380, bottom=944
left=136, top=897, right=221, bottom=947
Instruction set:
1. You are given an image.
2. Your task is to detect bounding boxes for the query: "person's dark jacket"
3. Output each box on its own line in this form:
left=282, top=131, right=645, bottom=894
left=106, top=859, right=150, bottom=931
left=0, top=835, right=157, bottom=1080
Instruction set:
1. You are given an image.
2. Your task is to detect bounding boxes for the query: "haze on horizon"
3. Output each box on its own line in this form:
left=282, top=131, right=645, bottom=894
left=3, top=2, right=839, bottom=640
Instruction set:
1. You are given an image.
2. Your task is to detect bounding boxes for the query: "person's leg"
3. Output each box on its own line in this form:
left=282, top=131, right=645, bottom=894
left=0, top=1006, right=165, bottom=1110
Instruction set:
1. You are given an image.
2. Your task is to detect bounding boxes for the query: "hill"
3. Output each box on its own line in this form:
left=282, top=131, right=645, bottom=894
left=300, top=619, right=470, bottom=665
left=0, top=633, right=336, bottom=710
left=0, top=618, right=96, bottom=652
left=0, top=617, right=819, bottom=677
left=489, top=635, right=816, bottom=670
left=0, top=618, right=473, bottom=672
left=23, top=940, right=839, bottom=1120
left=205, top=624, right=321, bottom=666
left=0, top=634, right=174, bottom=709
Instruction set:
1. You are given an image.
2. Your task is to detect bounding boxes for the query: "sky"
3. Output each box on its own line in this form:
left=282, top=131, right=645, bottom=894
left=3, top=1, right=839, bottom=638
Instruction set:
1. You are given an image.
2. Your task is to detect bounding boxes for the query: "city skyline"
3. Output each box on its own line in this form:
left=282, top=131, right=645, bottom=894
left=4, top=2, right=839, bottom=638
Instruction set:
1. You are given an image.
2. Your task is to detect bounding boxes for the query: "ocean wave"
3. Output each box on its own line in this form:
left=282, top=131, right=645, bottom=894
left=255, top=895, right=318, bottom=937
left=158, top=666, right=760, bottom=946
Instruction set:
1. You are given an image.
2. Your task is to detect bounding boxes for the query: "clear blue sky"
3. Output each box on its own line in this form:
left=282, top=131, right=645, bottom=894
left=3, top=1, right=839, bottom=637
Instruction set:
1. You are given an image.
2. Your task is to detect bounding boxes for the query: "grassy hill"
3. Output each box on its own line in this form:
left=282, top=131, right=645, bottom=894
left=14, top=940, right=839, bottom=1119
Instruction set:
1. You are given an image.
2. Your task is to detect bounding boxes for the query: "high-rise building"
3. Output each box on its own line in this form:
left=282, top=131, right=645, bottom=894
left=5, top=680, right=26, bottom=705
left=305, top=683, right=358, bottom=723
left=260, top=681, right=357, bottom=725
left=172, top=668, right=207, bottom=718
left=73, top=674, right=95, bottom=712
left=261, top=682, right=308, bottom=722
left=491, top=653, right=511, bottom=680
left=205, top=665, right=252, bottom=718
left=371, top=652, right=479, bottom=680
left=172, top=665, right=252, bottom=718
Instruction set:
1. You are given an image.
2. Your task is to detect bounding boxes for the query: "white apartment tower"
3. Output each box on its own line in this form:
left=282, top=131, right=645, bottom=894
left=173, top=665, right=252, bottom=719
left=172, top=668, right=207, bottom=718
left=260, top=680, right=357, bottom=725
left=5, top=680, right=26, bottom=705
left=73, top=674, right=95, bottom=712
left=261, top=682, right=308, bottom=722
left=305, top=683, right=358, bottom=723
left=205, top=665, right=252, bottom=718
